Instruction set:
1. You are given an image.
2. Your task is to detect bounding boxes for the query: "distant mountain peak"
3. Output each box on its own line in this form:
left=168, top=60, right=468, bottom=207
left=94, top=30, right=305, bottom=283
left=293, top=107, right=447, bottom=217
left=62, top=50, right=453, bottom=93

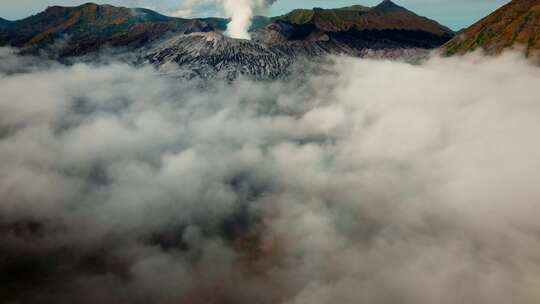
left=374, top=0, right=406, bottom=12
left=337, top=5, right=370, bottom=12
left=44, top=2, right=98, bottom=13
left=0, top=2, right=215, bottom=56
left=0, top=1, right=454, bottom=79
left=46, top=2, right=103, bottom=10
left=444, top=0, right=540, bottom=56
left=40, top=2, right=133, bottom=21
left=278, top=2, right=452, bottom=37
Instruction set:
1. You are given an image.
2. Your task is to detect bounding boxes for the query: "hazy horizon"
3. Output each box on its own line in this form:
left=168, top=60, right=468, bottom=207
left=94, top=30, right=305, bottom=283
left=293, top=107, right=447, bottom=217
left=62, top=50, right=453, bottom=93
left=0, top=0, right=510, bottom=30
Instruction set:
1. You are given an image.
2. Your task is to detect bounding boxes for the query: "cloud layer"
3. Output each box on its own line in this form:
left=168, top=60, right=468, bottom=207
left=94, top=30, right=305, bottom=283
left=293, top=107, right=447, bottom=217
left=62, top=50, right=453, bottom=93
left=1, top=48, right=540, bottom=303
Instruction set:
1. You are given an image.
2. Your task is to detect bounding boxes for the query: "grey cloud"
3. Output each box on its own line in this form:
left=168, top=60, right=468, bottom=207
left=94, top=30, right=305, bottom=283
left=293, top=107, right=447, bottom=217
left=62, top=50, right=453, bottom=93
left=1, top=49, right=540, bottom=303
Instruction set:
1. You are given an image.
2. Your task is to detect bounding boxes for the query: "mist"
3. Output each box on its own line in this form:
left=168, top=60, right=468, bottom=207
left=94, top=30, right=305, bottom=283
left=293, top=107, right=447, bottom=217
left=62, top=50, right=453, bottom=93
left=1, top=47, right=540, bottom=303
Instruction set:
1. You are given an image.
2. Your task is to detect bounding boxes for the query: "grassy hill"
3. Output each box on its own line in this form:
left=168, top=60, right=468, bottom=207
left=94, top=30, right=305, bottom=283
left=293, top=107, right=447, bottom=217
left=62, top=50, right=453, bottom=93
left=276, top=0, right=453, bottom=37
left=445, top=0, right=540, bottom=56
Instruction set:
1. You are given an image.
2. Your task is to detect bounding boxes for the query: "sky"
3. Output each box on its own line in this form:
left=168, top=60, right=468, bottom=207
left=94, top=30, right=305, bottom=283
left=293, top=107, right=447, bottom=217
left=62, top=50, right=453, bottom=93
left=0, top=0, right=511, bottom=30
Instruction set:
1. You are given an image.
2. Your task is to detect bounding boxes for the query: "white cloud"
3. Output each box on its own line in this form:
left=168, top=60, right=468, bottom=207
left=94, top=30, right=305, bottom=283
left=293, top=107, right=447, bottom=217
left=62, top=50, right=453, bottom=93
left=1, top=49, right=540, bottom=303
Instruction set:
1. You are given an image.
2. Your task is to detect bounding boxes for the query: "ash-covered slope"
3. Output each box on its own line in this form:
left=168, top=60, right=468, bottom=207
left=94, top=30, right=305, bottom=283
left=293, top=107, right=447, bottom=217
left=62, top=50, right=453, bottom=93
left=0, top=1, right=454, bottom=78
left=146, top=32, right=295, bottom=80
left=444, top=0, right=540, bottom=56
left=147, top=0, right=454, bottom=79
left=147, top=31, right=430, bottom=80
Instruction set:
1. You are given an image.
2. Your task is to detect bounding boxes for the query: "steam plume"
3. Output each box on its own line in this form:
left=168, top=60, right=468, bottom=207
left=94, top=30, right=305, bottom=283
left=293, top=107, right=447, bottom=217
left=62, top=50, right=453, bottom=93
left=224, top=0, right=277, bottom=39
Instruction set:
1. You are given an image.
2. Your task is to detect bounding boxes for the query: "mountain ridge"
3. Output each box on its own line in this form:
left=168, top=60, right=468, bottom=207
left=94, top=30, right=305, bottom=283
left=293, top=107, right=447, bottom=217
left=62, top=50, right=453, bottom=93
left=0, top=2, right=216, bottom=55
left=0, top=1, right=453, bottom=48
left=0, top=1, right=455, bottom=79
left=444, top=0, right=540, bottom=56
left=275, top=1, right=453, bottom=37
left=0, top=17, right=12, bottom=28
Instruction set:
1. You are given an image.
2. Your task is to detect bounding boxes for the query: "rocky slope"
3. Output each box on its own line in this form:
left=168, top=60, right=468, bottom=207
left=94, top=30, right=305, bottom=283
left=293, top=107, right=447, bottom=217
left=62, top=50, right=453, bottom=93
left=252, top=2, right=453, bottom=48
left=444, top=0, right=540, bottom=56
left=146, top=31, right=433, bottom=80
left=0, top=3, right=214, bottom=57
left=0, top=1, right=454, bottom=78
left=277, top=0, right=453, bottom=40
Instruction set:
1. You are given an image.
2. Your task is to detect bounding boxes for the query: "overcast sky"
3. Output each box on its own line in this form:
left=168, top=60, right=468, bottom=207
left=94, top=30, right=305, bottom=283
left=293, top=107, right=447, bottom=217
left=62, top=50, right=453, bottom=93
left=0, top=0, right=510, bottom=30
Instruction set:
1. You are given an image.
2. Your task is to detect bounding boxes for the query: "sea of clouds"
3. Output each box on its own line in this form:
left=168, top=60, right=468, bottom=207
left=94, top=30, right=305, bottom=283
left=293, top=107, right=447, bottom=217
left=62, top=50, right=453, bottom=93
left=1, top=47, right=540, bottom=303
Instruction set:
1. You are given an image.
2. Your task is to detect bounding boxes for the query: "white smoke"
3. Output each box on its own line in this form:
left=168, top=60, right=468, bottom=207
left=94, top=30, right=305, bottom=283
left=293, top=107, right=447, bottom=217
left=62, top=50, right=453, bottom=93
left=169, top=0, right=277, bottom=39
left=224, top=0, right=276, bottom=39
left=2, top=49, right=540, bottom=303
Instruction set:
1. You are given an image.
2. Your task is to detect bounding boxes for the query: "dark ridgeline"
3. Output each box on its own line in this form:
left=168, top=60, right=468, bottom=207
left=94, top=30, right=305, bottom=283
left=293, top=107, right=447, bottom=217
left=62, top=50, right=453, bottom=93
left=0, top=1, right=455, bottom=78
left=0, top=17, right=12, bottom=28
left=0, top=3, right=216, bottom=56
